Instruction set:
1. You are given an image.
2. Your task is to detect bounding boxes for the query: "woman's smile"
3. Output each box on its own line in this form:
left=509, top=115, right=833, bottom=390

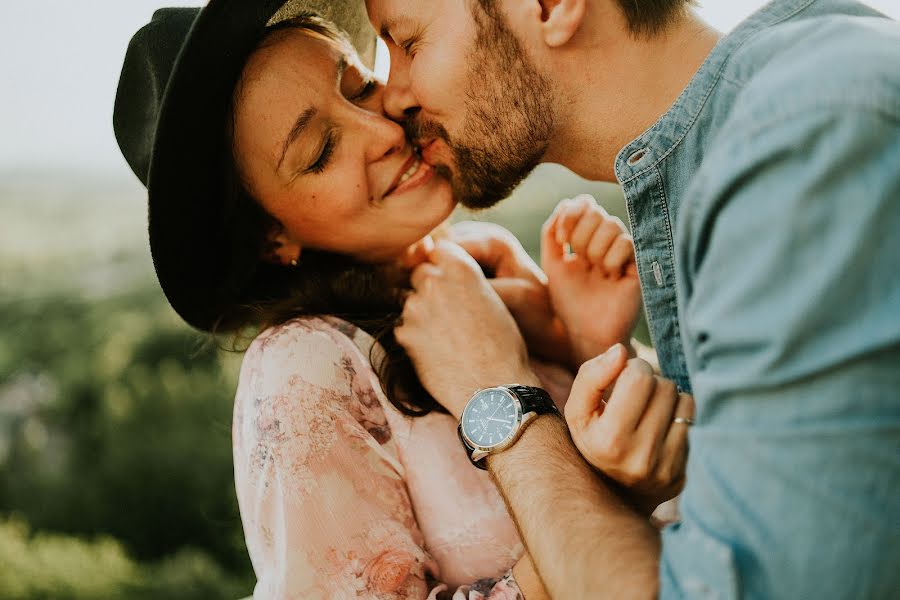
left=384, top=152, right=435, bottom=199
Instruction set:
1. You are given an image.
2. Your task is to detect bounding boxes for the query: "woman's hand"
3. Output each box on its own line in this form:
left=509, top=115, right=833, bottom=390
left=396, top=240, right=541, bottom=418
left=451, top=221, right=573, bottom=366
left=564, top=344, right=695, bottom=515
left=542, top=195, right=643, bottom=367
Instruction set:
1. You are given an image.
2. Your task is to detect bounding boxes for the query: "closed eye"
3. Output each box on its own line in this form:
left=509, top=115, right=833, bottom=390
left=349, top=79, right=377, bottom=102
left=306, top=129, right=339, bottom=175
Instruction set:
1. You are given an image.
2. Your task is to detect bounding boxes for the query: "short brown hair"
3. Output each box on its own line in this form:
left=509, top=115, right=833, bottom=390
left=474, top=0, right=692, bottom=36
left=616, top=0, right=692, bottom=35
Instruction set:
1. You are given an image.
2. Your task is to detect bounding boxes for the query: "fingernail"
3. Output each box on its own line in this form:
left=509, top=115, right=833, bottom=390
left=602, top=343, right=625, bottom=363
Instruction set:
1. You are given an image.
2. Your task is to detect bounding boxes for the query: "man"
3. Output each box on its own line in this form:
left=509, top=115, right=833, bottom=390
left=366, top=0, right=900, bottom=597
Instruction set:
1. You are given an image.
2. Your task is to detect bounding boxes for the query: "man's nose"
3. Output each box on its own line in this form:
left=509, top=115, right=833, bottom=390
left=382, top=54, right=420, bottom=122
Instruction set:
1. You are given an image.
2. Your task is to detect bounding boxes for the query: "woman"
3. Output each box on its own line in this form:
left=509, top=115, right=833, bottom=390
left=113, top=1, right=680, bottom=597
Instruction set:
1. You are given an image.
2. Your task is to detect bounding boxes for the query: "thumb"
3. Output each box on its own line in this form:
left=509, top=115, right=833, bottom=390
left=564, top=343, right=629, bottom=427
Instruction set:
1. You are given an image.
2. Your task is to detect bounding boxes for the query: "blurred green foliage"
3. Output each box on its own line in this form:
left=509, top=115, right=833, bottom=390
left=0, top=166, right=640, bottom=598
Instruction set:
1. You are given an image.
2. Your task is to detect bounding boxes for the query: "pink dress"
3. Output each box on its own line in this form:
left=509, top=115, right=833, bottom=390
left=233, top=316, right=573, bottom=599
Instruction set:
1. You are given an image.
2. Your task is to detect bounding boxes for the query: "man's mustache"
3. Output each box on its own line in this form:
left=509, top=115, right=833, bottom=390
left=402, top=117, right=450, bottom=148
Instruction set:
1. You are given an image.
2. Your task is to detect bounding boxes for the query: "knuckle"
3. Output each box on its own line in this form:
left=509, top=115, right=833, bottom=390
left=563, top=397, right=579, bottom=423
left=656, top=464, right=673, bottom=486
left=617, top=466, right=642, bottom=487
left=601, top=219, right=622, bottom=237
left=596, top=431, right=627, bottom=464
left=655, top=377, right=677, bottom=399
left=631, top=452, right=655, bottom=481
left=620, top=361, right=650, bottom=385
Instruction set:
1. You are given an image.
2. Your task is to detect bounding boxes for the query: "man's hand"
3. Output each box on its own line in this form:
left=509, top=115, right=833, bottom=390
left=396, top=240, right=541, bottom=418
left=565, top=344, right=695, bottom=515
left=451, top=221, right=572, bottom=365
left=542, top=195, right=643, bottom=366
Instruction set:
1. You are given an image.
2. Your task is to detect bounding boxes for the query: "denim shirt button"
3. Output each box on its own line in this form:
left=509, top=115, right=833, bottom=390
left=651, top=261, right=664, bottom=286
left=627, top=148, right=648, bottom=165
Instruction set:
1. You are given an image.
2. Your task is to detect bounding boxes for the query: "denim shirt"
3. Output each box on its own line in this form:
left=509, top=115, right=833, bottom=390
left=614, top=0, right=900, bottom=597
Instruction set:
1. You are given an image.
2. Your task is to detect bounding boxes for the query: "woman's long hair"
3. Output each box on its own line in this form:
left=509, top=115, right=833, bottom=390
left=212, top=15, right=445, bottom=417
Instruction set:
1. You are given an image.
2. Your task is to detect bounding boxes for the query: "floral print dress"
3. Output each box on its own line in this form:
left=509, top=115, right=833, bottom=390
left=233, top=316, right=573, bottom=599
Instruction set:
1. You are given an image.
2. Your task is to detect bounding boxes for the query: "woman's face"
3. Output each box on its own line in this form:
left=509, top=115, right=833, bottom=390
left=231, top=28, right=456, bottom=264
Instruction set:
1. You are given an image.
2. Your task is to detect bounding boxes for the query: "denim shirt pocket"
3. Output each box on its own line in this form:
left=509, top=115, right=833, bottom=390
left=660, top=520, right=740, bottom=600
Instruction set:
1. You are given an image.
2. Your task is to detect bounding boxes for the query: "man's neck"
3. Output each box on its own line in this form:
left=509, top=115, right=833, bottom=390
left=542, top=7, right=721, bottom=182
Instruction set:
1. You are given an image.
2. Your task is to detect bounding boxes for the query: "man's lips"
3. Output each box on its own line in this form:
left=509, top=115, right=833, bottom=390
left=417, top=139, right=441, bottom=167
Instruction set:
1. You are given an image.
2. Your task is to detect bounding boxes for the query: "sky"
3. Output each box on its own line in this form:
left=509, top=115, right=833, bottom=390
left=0, top=0, right=897, bottom=179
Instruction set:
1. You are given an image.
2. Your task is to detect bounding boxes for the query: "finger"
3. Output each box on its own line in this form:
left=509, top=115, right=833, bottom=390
left=564, top=343, right=629, bottom=429
left=554, top=198, right=591, bottom=247
left=451, top=222, right=513, bottom=271
left=602, top=358, right=657, bottom=432
left=633, top=376, right=679, bottom=461
left=541, top=198, right=567, bottom=239
left=625, top=261, right=639, bottom=278
left=568, top=207, right=604, bottom=257
left=585, top=219, right=625, bottom=268
left=541, top=206, right=566, bottom=265
left=410, top=263, right=441, bottom=291
left=489, top=278, right=529, bottom=309
left=401, top=234, right=435, bottom=269
left=603, top=235, right=636, bottom=278
left=657, top=392, right=694, bottom=486
left=428, top=239, right=481, bottom=271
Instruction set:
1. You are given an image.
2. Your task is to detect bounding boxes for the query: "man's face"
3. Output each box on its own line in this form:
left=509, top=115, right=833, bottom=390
left=367, top=0, right=554, bottom=209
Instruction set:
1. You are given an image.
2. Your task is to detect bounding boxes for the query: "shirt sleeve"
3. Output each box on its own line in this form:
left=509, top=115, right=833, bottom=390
left=662, top=102, right=900, bottom=599
left=232, top=319, right=525, bottom=600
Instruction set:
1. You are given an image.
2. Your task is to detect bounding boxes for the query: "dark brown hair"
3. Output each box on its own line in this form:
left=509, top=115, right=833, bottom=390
left=214, top=15, right=445, bottom=418
left=475, top=0, right=692, bottom=36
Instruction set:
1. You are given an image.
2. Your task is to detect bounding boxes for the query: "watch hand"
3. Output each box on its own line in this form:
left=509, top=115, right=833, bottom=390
left=487, top=417, right=514, bottom=424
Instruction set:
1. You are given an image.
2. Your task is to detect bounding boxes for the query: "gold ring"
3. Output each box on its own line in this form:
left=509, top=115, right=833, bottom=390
left=673, top=417, right=694, bottom=425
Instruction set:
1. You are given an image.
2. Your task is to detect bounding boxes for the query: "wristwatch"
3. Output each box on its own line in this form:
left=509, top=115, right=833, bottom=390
left=457, top=384, right=559, bottom=470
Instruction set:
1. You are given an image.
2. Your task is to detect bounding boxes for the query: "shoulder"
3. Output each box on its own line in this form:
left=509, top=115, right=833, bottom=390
left=724, top=15, right=900, bottom=128
left=234, top=316, right=392, bottom=447
left=239, top=316, right=376, bottom=395
left=684, top=14, right=900, bottom=236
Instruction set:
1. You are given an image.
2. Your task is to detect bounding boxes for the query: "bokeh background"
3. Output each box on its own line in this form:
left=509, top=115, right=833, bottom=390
left=2, top=1, right=897, bottom=598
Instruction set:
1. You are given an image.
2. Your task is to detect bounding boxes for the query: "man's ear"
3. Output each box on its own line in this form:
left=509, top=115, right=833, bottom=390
left=261, top=225, right=303, bottom=266
left=539, top=0, right=586, bottom=47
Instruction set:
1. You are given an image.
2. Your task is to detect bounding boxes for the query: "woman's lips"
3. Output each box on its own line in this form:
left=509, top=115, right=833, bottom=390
left=388, top=156, right=434, bottom=197
left=384, top=151, right=421, bottom=196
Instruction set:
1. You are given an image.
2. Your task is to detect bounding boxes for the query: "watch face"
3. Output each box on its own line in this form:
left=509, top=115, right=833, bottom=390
left=461, top=388, right=521, bottom=449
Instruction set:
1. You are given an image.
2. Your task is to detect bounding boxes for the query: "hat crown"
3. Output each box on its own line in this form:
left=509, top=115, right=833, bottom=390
left=113, top=8, right=199, bottom=185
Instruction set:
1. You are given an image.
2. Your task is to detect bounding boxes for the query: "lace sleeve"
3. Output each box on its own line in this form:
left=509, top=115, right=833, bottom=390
left=232, top=319, right=525, bottom=600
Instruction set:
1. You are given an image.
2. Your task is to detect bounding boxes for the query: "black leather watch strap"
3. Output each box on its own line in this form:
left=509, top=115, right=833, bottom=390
left=506, top=385, right=559, bottom=418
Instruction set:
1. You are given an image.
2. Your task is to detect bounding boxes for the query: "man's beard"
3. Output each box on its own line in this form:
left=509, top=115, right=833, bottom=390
left=405, top=4, right=554, bottom=210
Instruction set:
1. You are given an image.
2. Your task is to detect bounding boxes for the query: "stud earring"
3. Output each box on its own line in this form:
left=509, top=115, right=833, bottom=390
left=290, top=257, right=299, bottom=267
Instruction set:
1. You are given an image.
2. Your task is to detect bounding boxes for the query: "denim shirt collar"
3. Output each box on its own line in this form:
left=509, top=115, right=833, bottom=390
left=613, top=0, right=818, bottom=185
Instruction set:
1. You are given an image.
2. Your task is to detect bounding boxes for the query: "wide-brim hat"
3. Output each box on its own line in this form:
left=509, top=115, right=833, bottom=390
left=113, top=0, right=376, bottom=331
